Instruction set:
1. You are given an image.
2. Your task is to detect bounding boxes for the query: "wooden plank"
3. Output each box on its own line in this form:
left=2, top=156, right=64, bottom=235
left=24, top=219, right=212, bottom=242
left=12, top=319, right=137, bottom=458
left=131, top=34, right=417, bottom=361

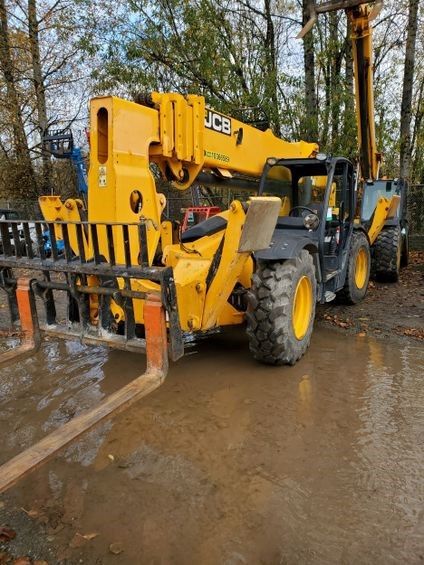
left=0, top=371, right=164, bottom=494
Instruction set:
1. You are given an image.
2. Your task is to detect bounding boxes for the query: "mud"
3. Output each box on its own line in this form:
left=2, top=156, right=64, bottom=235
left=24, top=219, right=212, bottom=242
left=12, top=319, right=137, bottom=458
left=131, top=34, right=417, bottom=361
left=0, top=325, right=423, bottom=564
left=317, top=250, right=424, bottom=342
left=0, top=252, right=423, bottom=563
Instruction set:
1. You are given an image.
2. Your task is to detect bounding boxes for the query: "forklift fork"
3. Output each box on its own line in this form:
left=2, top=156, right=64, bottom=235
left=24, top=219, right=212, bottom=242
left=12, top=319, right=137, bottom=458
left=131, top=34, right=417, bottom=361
left=0, top=277, right=40, bottom=367
left=0, top=292, right=169, bottom=494
left=0, top=218, right=179, bottom=493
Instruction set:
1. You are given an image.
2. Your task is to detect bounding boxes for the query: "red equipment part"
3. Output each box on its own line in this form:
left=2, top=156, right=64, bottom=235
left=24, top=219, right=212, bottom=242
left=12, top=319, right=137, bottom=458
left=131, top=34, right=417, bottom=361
left=181, top=206, right=221, bottom=232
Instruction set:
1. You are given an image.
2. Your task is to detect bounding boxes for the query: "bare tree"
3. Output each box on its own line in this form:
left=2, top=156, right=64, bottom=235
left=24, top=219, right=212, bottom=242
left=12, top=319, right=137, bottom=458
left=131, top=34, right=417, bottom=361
left=301, top=0, right=318, bottom=141
left=28, top=0, right=52, bottom=193
left=0, top=0, right=37, bottom=197
left=342, top=19, right=356, bottom=158
left=399, top=0, right=419, bottom=179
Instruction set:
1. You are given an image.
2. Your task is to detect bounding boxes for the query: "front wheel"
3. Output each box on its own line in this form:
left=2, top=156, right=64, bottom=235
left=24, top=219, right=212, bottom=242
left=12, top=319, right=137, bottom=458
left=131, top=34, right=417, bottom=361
left=246, top=250, right=317, bottom=366
left=338, top=231, right=371, bottom=304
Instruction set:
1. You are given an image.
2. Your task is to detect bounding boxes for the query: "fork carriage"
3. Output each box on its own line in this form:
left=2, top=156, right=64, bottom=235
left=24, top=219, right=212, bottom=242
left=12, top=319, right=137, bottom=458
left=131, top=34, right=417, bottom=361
left=0, top=218, right=183, bottom=363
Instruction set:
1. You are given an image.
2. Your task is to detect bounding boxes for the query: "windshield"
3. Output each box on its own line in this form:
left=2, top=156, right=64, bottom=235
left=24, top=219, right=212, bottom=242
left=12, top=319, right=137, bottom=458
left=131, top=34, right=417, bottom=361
left=260, top=159, right=352, bottom=221
left=260, top=162, right=330, bottom=215
left=361, top=180, right=400, bottom=221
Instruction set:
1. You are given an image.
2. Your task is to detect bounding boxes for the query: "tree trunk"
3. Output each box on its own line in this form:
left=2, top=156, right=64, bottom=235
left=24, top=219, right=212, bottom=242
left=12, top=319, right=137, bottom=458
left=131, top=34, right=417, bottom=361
left=399, top=0, right=419, bottom=180
left=301, top=0, right=318, bottom=141
left=329, top=12, right=344, bottom=151
left=28, top=0, right=52, bottom=194
left=264, top=0, right=281, bottom=136
left=343, top=19, right=356, bottom=159
left=411, top=80, right=424, bottom=183
left=0, top=0, right=37, bottom=198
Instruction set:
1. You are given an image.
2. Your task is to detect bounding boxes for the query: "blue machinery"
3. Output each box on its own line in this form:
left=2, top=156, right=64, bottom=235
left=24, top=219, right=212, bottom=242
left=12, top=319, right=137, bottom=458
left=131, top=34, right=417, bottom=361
left=43, top=129, right=88, bottom=197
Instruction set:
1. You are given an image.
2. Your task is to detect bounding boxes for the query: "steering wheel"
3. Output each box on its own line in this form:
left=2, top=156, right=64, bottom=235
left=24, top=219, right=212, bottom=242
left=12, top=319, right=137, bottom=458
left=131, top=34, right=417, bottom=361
left=289, top=206, right=316, bottom=217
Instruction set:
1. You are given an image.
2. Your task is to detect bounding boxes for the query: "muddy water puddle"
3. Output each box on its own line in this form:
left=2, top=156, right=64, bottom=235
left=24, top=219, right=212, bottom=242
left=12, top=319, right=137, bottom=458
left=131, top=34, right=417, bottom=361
left=0, top=328, right=423, bottom=564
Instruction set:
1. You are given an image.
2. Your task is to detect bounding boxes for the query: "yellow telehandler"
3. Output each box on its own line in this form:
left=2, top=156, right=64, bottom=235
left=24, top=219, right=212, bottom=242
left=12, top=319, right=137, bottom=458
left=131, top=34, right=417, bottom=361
left=0, top=0, right=400, bottom=492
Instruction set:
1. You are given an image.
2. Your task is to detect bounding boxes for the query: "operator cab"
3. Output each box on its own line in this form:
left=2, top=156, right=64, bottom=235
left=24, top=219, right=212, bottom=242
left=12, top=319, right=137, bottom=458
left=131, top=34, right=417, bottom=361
left=258, top=156, right=356, bottom=297
left=361, top=179, right=402, bottom=223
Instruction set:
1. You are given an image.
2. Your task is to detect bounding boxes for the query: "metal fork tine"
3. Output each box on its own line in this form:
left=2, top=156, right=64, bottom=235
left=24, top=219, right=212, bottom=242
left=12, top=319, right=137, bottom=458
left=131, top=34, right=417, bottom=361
left=123, top=277, right=136, bottom=340
left=106, top=225, right=115, bottom=265
left=35, top=223, right=46, bottom=260
left=91, top=224, right=101, bottom=264
left=138, top=223, right=148, bottom=266
left=122, top=224, right=131, bottom=267
left=48, top=223, right=58, bottom=261
left=23, top=223, right=34, bottom=259
left=0, top=222, right=12, bottom=256
left=11, top=223, right=21, bottom=258
left=61, top=223, right=72, bottom=262
left=76, top=223, right=86, bottom=262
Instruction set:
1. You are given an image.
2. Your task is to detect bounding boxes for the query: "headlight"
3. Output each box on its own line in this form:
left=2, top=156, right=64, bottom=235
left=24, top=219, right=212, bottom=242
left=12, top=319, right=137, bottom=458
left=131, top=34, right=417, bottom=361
left=304, top=213, right=319, bottom=230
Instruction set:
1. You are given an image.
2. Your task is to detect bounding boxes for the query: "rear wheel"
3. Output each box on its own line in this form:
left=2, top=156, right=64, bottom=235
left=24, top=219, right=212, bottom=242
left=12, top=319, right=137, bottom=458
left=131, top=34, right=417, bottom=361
left=373, top=226, right=401, bottom=282
left=338, top=231, right=370, bottom=304
left=246, top=250, right=316, bottom=366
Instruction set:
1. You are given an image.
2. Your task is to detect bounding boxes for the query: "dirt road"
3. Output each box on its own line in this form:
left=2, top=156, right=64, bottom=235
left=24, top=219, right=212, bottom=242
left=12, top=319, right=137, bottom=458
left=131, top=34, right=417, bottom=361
left=0, top=252, right=423, bottom=564
left=317, top=250, right=424, bottom=341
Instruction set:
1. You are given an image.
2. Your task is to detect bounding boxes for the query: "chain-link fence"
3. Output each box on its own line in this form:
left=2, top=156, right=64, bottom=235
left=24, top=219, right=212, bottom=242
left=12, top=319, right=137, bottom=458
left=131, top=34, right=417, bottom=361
left=408, top=184, right=424, bottom=251
left=163, top=187, right=251, bottom=221
left=0, top=199, right=42, bottom=220
left=409, top=185, right=424, bottom=234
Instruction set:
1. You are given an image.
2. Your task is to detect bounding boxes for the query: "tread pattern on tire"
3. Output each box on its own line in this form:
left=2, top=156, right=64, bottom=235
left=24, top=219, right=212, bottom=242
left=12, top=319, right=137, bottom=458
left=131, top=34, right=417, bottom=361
left=338, top=230, right=371, bottom=305
left=246, top=250, right=316, bottom=366
left=373, top=226, right=400, bottom=282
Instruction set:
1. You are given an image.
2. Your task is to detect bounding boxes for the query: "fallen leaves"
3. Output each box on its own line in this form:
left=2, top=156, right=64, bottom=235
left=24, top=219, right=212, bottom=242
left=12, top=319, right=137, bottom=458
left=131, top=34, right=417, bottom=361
left=68, top=532, right=99, bottom=548
left=20, top=509, right=38, bottom=519
left=395, top=326, right=424, bottom=340
left=12, top=559, right=47, bottom=565
left=323, top=313, right=352, bottom=329
left=0, top=526, right=16, bottom=543
left=0, top=329, right=23, bottom=338
left=109, top=542, right=124, bottom=555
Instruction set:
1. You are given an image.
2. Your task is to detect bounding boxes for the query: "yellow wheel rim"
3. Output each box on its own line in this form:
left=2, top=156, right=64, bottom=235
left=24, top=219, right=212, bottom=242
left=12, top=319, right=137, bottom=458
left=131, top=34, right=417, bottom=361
left=354, top=247, right=368, bottom=289
left=292, top=275, right=313, bottom=340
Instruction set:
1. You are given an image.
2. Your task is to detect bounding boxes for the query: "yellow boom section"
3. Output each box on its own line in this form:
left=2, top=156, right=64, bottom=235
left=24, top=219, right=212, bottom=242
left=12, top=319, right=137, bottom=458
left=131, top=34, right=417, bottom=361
left=40, top=93, right=317, bottom=331
left=148, top=92, right=318, bottom=189
left=299, top=1, right=382, bottom=181
left=84, top=93, right=318, bottom=264
left=348, top=2, right=381, bottom=180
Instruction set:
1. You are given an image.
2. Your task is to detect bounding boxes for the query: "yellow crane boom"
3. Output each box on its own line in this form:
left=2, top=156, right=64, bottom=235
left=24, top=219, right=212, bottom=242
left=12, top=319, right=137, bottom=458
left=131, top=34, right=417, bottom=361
left=299, top=0, right=382, bottom=180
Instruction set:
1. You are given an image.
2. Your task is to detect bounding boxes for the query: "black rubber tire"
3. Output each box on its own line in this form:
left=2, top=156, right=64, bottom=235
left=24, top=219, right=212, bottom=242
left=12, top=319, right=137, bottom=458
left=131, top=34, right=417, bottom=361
left=338, top=231, right=371, bottom=304
left=246, top=250, right=316, bottom=366
left=373, top=226, right=401, bottom=282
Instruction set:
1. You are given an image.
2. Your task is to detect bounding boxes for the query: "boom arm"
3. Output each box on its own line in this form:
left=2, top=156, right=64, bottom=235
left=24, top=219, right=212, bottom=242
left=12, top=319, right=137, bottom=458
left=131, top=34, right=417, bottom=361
left=299, top=1, right=382, bottom=180
left=348, top=3, right=381, bottom=180
left=84, top=93, right=318, bottom=264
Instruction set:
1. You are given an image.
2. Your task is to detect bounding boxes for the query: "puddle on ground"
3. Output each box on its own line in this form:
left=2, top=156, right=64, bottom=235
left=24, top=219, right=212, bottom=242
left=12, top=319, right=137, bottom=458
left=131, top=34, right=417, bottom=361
left=0, top=328, right=423, bottom=564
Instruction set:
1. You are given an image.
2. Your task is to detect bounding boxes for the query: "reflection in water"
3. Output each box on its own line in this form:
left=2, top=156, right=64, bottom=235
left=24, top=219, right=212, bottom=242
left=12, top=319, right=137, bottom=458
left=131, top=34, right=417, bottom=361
left=0, top=329, right=423, bottom=564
